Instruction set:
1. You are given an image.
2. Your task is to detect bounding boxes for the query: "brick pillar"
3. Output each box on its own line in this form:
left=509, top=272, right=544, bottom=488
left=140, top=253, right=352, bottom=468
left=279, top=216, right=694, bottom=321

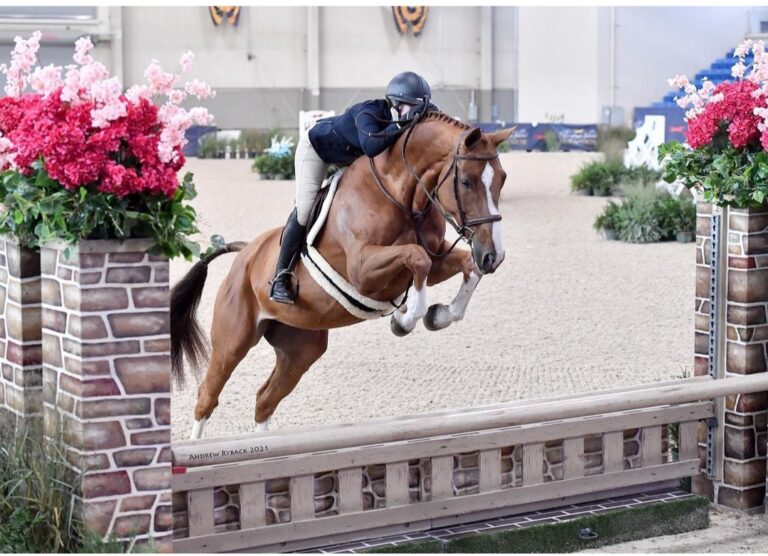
left=722, top=207, right=768, bottom=510
left=693, top=204, right=768, bottom=512
left=0, top=236, right=42, bottom=429
left=41, top=239, right=172, bottom=550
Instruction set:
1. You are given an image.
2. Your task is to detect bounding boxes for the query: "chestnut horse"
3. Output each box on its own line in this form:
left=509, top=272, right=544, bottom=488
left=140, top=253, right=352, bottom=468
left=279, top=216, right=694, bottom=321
left=172, top=111, right=514, bottom=439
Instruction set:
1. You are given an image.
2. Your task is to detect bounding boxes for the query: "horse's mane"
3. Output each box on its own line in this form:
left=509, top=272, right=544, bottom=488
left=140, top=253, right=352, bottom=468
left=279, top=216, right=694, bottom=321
left=422, top=110, right=472, bottom=131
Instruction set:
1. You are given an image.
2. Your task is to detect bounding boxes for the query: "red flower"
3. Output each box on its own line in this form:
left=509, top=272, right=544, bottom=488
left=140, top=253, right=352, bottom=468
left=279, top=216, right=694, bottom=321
left=2, top=92, right=182, bottom=198
left=686, top=80, right=762, bottom=150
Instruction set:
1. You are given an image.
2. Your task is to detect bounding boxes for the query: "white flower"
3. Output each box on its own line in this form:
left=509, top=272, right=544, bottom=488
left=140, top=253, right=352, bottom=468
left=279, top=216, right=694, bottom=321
left=731, top=61, right=746, bottom=79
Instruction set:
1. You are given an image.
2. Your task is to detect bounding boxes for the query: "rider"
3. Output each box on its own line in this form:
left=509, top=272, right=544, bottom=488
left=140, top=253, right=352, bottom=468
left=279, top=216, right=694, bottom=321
left=269, top=71, right=436, bottom=304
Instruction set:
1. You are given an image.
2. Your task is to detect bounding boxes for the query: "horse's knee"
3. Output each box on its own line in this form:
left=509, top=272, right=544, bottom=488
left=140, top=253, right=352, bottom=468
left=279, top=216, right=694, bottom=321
left=404, top=245, right=432, bottom=281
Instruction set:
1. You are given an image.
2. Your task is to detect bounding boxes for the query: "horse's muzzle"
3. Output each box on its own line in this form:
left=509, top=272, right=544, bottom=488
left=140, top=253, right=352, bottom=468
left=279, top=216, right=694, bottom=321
left=475, top=248, right=505, bottom=274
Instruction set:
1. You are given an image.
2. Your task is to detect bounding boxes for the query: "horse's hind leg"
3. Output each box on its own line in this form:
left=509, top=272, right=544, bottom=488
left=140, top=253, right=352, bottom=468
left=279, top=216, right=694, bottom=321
left=191, top=289, right=264, bottom=439
left=254, top=322, right=328, bottom=431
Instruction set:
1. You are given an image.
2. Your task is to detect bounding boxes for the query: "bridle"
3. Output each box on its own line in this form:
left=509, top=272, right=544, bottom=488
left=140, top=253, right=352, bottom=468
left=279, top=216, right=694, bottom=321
left=368, top=109, right=501, bottom=259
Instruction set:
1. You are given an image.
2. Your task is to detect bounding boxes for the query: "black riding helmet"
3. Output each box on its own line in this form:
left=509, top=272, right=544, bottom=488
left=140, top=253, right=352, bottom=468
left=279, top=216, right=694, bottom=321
left=386, top=71, right=431, bottom=107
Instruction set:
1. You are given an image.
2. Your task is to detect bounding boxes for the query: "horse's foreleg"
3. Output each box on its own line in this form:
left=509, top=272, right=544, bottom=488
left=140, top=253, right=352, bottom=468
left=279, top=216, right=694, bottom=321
left=423, top=246, right=481, bottom=331
left=349, top=243, right=432, bottom=336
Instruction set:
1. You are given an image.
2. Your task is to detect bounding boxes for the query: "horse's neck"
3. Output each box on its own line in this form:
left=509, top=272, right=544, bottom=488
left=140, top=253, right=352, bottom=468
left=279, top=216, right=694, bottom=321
left=389, top=122, right=458, bottom=212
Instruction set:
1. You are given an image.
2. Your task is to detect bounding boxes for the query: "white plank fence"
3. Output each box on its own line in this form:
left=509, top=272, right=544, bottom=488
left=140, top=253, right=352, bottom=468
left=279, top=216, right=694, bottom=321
left=171, top=373, right=768, bottom=553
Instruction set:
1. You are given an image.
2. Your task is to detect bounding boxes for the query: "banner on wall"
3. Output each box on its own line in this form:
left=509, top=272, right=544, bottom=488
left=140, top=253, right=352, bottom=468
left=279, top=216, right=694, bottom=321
left=392, top=6, right=429, bottom=36
left=209, top=6, right=241, bottom=26
left=479, top=122, right=598, bottom=151
left=548, top=124, right=598, bottom=151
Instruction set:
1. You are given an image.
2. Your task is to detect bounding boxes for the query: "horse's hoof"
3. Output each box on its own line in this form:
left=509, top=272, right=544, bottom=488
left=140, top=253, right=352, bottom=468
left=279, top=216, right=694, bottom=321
left=390, top=315, right=412, bottom=337
left=424, top=304, right=451, bottom=331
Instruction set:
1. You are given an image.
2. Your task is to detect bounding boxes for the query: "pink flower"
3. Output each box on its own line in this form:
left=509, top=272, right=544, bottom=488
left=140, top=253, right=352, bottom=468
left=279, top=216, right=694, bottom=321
left=0, top=134, right=15, bottom=169
left=189, top=106, right=213, bottom=125
left=144, top=61, right=177, bottom=95
left=184, top=78, right=215, bottom=99
left=1, top=31, right=42, bottom=97
left=180, top=51, right=194, bottom=73
left=28, top=63, right=63, bottom=97
left=167, top=89, right=187, bottom=105
left=668, top=74, right=689, bottom=89
left=734, top=39, right=753, bottom=58
left=125, top=84, right=151, bottom=104
left=73, top=36, right=94, bottom=65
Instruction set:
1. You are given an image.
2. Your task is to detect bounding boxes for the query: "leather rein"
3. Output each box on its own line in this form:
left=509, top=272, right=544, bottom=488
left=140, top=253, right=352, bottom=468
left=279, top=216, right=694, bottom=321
left=368, top=111, right=501, bottom=259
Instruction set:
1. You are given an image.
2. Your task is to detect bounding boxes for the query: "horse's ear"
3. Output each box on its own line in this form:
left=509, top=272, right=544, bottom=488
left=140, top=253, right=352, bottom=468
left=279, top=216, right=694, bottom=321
left=487, top=126, right=517, bottom=148
left=463, top=127, right=483, bottom=149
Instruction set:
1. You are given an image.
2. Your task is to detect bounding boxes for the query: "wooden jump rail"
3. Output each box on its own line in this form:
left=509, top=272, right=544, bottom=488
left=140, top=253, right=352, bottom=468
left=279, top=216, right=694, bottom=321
left=171, top=373, right=768, bottom=553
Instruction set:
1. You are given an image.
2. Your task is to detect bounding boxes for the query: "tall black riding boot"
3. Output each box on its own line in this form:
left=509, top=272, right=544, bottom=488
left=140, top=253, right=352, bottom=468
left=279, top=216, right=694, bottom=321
left=269, top=208, right=307, bottom=304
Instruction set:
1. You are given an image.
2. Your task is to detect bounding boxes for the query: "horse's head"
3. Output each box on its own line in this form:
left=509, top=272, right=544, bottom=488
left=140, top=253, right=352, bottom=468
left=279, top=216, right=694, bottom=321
left=435, top=126, right=515, bottom=274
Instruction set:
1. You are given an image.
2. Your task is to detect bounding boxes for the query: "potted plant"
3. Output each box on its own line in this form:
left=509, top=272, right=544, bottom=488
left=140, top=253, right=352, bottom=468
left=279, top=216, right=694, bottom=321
left=593, top=200, right=621, bottom=240
left=252, top=135, right=295, bottom=180
left=673, top=199, right=696, bottom=243
left=660, top=40, right=768, bottom=208
left=0, top=31, right=213, bottom=548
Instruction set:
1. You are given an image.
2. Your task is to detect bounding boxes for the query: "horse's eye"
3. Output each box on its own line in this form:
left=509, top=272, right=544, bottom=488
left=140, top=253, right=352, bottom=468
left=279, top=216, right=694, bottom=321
left=461, top=178, right=472, bottom=189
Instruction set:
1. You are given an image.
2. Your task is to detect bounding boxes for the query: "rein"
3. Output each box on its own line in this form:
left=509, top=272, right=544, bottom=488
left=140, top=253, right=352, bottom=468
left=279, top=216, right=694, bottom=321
left=368, top=113, right=501, bottom=259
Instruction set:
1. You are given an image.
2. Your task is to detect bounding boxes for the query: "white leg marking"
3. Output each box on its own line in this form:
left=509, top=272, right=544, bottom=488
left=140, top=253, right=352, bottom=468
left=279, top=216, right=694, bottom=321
left=428, top=271, right=482, bottom=330
left=482, top=163, right=505, bottom=267
left=255, top=417, right=271, bottom=433
left=190, top=418, right=207, bottom=440
left=394, top=284, right=427, bottom=332
left=449, top=271, right=481, bottom=321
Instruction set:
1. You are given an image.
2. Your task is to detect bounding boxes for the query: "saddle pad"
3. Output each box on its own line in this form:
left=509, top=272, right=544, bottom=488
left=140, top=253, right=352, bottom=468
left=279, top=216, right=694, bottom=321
left=300, top=168, right=406, bottom=320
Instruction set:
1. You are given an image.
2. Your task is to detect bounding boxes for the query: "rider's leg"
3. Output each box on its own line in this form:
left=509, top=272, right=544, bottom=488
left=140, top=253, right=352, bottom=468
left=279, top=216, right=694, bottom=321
left=269, top=133, right=328, bottom=304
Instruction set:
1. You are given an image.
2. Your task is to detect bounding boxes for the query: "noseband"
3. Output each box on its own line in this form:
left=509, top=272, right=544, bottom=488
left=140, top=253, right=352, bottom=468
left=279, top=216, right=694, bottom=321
left=369, top=116, right=501, bottom=258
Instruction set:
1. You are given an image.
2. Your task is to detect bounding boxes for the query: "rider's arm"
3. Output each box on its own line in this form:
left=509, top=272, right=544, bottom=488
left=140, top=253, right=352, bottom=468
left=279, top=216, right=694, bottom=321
left=356, top=110, right=402, bottom=158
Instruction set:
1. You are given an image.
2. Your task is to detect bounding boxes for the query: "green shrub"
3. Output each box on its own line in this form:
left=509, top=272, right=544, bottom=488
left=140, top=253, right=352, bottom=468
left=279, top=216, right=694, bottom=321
left=543, top=129, right=560, bottom=152
left=593, top=200, right=621, bottom=232
left=571, top=161, right=613, bottom=195
left=593, top=183, right=697, bottom=243
left=252, top=153, right=295, bottom=179
left=624, top=165, right=662, bottom=187
left=597, top=125, right=636, bottom=162
left=0, top=427, right=129, bottom=552
left=252, top=135, right=296, bottom=180
left=197, top=134, right=224, bottom=159
left=239, top=129, right=276, bottom=157
left=618, top=195, right=662, bottom=243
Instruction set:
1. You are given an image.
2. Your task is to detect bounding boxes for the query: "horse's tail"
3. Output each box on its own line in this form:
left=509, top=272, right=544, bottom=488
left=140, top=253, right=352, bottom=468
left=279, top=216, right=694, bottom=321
left=171, top=241, right=248, bottom=387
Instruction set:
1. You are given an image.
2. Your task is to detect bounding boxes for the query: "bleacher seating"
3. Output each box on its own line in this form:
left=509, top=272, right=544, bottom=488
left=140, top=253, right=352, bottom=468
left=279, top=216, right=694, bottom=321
left=653, top=49, right=751, bottom=108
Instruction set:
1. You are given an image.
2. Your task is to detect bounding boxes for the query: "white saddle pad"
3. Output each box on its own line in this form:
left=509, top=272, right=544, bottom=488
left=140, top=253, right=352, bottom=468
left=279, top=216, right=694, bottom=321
left=300, top=169, right=406, bottom=320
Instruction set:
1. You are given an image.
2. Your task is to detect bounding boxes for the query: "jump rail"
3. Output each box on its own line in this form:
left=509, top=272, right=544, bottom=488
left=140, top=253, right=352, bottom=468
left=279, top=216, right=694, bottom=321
left=171, top=373, right=768, bottom=553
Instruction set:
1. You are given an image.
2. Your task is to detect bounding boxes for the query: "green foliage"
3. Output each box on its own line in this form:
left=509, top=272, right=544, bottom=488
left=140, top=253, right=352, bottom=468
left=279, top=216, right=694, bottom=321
left=623, top=164, right=662, bottom=187
left=252, top=149, right=296, bottom=179
left=570, top=160, right=623, bottom=195
left=593, top=200, right=621, bottom=232
left=0, top=426, right=130, bottom=552
left=572, top=159, right=661, bottom=197
left=239, top=129, right=278, bottom=155
left=593, top=184, right=696, bottom=243
left=659, top=140, right=768, bottom=208
left=197, top=134, right=224, bottom=159
left=543, top=129, right=560, bottom=152
left=0, top=163, right=200, bottom=260
left=597, top=125, right=636, bottom=163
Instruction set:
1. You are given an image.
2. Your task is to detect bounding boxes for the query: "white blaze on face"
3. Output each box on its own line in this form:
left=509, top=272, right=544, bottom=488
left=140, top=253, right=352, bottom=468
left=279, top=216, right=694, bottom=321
left=481, top=163, right=505, bottom=263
